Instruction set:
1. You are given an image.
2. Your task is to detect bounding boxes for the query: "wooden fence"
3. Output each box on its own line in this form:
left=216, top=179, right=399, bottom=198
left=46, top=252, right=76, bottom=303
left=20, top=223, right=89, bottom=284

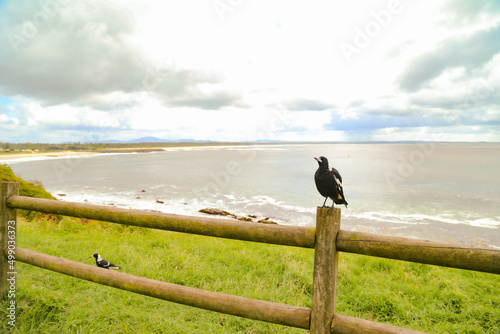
left=1, top=181, right=499, bottom=333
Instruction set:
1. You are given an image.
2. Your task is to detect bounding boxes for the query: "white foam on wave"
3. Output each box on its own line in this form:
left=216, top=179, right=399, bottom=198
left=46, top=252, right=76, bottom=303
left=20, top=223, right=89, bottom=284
left=249, top=195, right=314, bottom=213
left=53, top=188, right=500, bottom=230
left=0, top=156, right=52, bottom=164
left=55, top=191, right=225, bottom=220
left=345, top=211, right=500, bottom=229
left=208, top=194, right=316, bottom=226
left=465, top=218, right=500, bottom=229
left=57, top=190, right=314, bottom=226
left=345, top=212, right=429, bottom=225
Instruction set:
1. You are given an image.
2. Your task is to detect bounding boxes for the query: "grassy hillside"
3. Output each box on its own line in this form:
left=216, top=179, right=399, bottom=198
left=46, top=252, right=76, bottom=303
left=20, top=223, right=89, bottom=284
left=0, top=164, right=55, bottom=200
left=1, top=164, right=59, bottom=222
left=1, top=217, right=498, bottom=333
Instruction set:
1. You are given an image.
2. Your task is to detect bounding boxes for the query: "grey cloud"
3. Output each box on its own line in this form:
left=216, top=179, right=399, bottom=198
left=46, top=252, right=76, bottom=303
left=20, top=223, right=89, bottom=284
left=0, top=1, right=240, bottom=110
left=410, top=86, right=500, bottom=111
left=443, top=0, right=500, bottom=24
left=399, top=25, right=500, bottom=92
left=363, top=108, right=421, bottom=117
left=153, top=69, right=244, bottom=110
left=0, top=2, right=147, bottom=104
left=281, top=98, right=336, bottom=111
left=165, top=89, right=243, bottom=110
left=326, top=103, right=500, bottom=135
left=409, top=93, right=468, bottom=110
left=327, top=112, right=454, bottom=132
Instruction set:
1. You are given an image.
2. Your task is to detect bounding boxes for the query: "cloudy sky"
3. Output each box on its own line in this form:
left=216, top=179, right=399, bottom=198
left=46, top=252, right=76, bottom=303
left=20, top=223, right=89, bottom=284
left=0, top=0, right=499, bottom=143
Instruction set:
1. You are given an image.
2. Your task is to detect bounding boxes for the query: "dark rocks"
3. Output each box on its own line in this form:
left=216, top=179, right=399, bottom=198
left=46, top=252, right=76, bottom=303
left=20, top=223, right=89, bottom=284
left=199, top=208, right=279, bottom=225
left=199, top=208, right=237, bottom=219
left=258, top=219, right=278, bottom=225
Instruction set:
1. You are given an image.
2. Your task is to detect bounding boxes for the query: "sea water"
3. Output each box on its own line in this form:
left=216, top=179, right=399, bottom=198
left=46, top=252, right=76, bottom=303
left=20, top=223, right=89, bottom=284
left=3, top=143, right=500, bottom=247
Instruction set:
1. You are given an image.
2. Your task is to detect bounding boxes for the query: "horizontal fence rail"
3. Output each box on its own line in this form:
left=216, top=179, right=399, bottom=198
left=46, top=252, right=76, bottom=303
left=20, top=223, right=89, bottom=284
left=337, top=231, right=500, bottom=275
left=9, top=195, right=500, bottom=274
left=7, top=195, right=316, bottom=248
left=331, top=314, right=426, bottom=334
left=12, top=247, right=312, bottom=329
left=10, top=247, right=426, bottom=334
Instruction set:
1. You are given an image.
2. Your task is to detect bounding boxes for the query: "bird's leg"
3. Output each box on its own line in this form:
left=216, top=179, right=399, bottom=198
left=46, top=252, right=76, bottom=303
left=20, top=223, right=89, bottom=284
left=328, top=202, right=334, bottom=212
left=321, top=197, right=328, bottom=208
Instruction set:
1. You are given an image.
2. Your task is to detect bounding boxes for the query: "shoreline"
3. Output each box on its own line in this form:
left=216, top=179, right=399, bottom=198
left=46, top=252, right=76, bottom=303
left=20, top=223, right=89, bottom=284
left=0, top=143, right=310, bottom=161
left=0, top=147, right=170, bottom=161
left=0, top=150, right=99, bottom=160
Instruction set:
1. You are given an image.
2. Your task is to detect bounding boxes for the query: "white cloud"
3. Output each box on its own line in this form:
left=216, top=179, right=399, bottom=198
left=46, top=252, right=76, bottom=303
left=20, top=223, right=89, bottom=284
left=14, top=102, right=124, bottom=131
left=0, top=0, right=499, bottom=143
left=372, top=126, right=500, bottom=142
left=0, top=114, right=19, bottom=129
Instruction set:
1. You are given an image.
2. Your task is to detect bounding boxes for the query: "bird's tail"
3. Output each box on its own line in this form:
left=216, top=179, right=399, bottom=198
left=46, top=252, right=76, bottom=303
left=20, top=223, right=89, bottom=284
left=337, top=192, right=348, bottom=208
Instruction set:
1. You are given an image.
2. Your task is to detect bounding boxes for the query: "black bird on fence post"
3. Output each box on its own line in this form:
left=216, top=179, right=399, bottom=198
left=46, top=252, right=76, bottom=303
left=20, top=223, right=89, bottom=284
left=314, top=156, right=348, bottom=209
left=91, top=253, right=122, bottom=270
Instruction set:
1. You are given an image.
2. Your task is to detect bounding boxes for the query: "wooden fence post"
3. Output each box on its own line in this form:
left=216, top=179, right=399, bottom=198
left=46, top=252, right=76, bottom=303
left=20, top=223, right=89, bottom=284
left=0, top=182, right=19, bottom=300
left=310, top=207, right=341, bottom=333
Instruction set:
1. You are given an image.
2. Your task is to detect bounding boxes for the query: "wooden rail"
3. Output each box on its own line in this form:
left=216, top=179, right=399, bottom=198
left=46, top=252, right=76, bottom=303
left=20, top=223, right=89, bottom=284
left=1, top=182, right=498, bottom=333
left=8, top=194, right=499, bottom=274
left=337, top=231, right=500, bottom=275
left=6, top=195, right=316, bottom=248
left=11, top=247, right=311, bottom=329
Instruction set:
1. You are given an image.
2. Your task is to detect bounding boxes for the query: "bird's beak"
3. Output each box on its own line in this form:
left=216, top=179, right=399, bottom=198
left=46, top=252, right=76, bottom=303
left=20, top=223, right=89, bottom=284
left=314, top=157, right=321, bottom=162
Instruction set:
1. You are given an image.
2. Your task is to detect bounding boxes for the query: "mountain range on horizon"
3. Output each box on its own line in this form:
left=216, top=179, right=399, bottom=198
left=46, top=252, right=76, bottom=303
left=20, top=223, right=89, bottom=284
left=99, top=136, right=286, bottom=144
left=100, top=136, right=196, bottom=144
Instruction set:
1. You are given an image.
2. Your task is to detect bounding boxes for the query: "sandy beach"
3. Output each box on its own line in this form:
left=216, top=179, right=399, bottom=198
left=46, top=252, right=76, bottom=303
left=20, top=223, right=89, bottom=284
left=0, top=147, right=168, bottom=160
left=0, top=151, right=99, bottom=160
left=0, top=143, right=266, bottom=161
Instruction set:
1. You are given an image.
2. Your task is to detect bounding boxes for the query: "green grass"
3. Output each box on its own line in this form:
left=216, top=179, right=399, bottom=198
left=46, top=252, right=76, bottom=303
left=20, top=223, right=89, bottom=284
left=1, top=217, right=499, bottom=333
left=0, top=164, right=55, bottom=200
left=1, top=164, right=60, bottom=223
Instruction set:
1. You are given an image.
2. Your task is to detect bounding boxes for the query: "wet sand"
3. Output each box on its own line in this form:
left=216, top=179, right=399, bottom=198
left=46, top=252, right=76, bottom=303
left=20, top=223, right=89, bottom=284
left=0, top=151, right=98, bottom=160
left=0, top=148, right=165, bottom=160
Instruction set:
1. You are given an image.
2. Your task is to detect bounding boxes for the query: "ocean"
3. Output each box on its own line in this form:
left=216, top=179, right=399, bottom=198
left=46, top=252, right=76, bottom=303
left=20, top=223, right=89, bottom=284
left=3, top=143, right=500, bottom=248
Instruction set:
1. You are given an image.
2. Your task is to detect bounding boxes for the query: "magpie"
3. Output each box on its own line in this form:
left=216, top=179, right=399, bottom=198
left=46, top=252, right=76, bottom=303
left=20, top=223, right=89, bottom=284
left=91, top=253, right=121, bottom=270
left=314, top=156, right=348, bottom=209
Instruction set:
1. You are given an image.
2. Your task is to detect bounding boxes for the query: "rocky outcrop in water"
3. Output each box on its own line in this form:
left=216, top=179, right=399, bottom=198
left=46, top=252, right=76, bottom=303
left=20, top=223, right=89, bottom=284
left=198, top=208, right=279, bottom=224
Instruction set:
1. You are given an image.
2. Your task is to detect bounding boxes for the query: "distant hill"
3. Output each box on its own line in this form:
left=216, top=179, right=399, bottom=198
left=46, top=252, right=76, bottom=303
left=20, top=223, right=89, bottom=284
left=127, top=137, right=169, bottom=143
left=98, top=137, right=296, bottom=144
left=100, top=136, right=166, bottom=144
left=100, top=137, right=211, bottom=144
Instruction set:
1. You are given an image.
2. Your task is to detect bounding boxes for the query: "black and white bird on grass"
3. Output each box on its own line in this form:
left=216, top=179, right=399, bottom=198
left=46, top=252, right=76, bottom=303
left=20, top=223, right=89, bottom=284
left=91, top=253, right=121, bottom=270
left=314, top=156, right=348, bottom=209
